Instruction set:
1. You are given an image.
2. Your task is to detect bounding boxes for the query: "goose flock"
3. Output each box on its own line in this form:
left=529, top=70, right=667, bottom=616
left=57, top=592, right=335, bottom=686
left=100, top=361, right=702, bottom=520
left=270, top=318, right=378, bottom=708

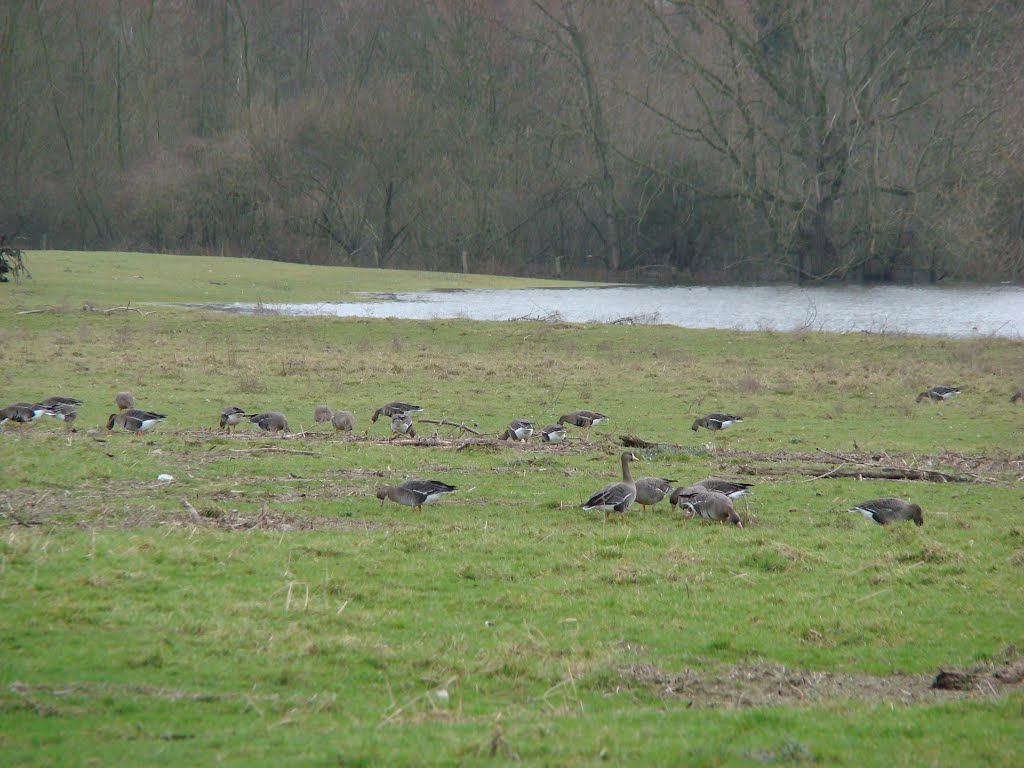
left=2, top=382, right=1001, bottom=528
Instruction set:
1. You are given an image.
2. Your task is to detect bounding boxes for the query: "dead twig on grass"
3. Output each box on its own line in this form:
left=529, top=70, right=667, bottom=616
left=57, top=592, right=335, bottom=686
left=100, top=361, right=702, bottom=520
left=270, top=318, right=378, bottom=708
left=81, top=302, right=156, bottom=315
left=227, top=447, right=340, bottom=458
left=179, top=497, right=203, bottom=524
left=418, top=418, right=482, bottom=435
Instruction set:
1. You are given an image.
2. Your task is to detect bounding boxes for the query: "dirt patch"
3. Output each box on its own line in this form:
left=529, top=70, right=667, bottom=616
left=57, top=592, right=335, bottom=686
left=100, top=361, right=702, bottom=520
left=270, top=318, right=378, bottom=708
left=620, top=658, right=1024, bottom=708
left=189, top=504, right=388, bottom=532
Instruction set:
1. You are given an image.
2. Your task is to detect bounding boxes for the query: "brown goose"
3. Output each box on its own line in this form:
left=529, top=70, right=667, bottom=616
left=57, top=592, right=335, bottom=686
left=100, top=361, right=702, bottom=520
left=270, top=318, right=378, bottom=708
left=376, top=479, right=457, bottom=512
left=219, top=406, right=247, bottom=432
left=499, top=420, right=534, bottom=442
left=106, top=409, right=166, bottom=434
left=669, top=479, right=752, bottom=511
left=539, top=424, right=567, bottom=443
left=115, top=391, right=135, bottom=411
left=389, top=413, right=416, bottom=439
left=634, top=476, right=676, bottom=513
left=850, top=498, right=924, bottom=526
left=48, top=402, right=77, bottom=429
left=1, top=403, right=53, bottom=426
left=248, top=412, right=289, bottom=433
left=371, top=402, right=422, bottom=423
left=331, top=410, right=355, bottom=433
left=691, top=413, right=743, bottom=431
left=581, top=451, right=638, bottom=523
left=558, top=410, right=607, bottom=428
left=674, top=488, right=743, bottom=527
left=313, top=405, right=334, bottom=424
left=916, top=385, right=960, bottom=403
left=40, top=396, right=83, bottom=408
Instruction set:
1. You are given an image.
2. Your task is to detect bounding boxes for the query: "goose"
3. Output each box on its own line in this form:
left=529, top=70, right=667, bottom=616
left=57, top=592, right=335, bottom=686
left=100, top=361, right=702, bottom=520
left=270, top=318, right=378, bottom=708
left=40, top=395, right=83, bottom=408
left=558, top=410, right=607, bottom=429
left=1011, top=390, right=1023, bottom=403
left=691, top=413, right=743, bottom=431
left=48, top=402, right=77, bottom=428
left=389, top=413, right=416, bottom=439
left=916, top=386, right=960, bottom=403
left=674, top=488, right=743, bottom=527
left=581, top=451, right=638, bottom=523
left=219, top=406, right=247, bottom=432
left=634, top=476, right=676, bottom=513
left=669, top=479, right=752, bottom=511
left=106, top=409, right=166, bottom=434
left=313, top=405, right=333, bottom=424
left=376, top=479, right=457, bottom=512
left=331, top=409, right=355, bottom=433
left=115, top=391, right=135, bottom=411
left=1, top=403, right=53, bottom=426
left=371, top=402, right=422, bottom=423
left=539, top=424, right=567, bottom=443
left=850, top=497, right=924, bottom=526
left=248, top=411, right=289, bottom=433
left=499, top=420, right=534, bottom=442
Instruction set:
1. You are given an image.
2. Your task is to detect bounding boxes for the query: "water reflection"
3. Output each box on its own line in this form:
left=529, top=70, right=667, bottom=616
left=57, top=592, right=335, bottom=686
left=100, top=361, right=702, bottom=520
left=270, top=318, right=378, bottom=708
left=193, top=284, right=1023, bottom=338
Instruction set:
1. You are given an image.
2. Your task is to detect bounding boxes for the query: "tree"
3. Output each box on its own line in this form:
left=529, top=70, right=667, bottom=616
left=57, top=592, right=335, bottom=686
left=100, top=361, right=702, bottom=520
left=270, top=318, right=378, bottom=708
left=644, top=0, right=1023, bottom=281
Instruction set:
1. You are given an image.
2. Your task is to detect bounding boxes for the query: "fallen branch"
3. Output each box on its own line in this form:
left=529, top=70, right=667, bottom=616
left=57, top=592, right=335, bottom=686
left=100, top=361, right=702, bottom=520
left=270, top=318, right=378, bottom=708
left=82, top=302, right=156, bottom=315
left=736, top=464, right=981, bottom=483
left=179, top=497, right=203, bottom=524
left=418, top=418, right=482, bottom=435
left=227, top=446, right=342, bottom=458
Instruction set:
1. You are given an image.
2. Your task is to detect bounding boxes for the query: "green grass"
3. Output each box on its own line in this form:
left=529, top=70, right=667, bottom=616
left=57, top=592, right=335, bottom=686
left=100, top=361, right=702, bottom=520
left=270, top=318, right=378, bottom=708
left=1, top=251, right=1023, bottom=766
left=5, top=249, right=597, bottom=307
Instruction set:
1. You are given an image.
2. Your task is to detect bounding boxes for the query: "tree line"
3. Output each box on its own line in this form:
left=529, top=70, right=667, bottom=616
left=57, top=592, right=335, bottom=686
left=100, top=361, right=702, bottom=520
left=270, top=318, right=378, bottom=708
left=2, top=0, right=1022, bottom=283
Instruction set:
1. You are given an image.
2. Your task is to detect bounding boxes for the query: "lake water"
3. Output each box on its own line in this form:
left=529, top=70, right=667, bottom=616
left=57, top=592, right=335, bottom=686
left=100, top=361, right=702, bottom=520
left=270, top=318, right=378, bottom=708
left=193, top=284, right=1024, bottom=339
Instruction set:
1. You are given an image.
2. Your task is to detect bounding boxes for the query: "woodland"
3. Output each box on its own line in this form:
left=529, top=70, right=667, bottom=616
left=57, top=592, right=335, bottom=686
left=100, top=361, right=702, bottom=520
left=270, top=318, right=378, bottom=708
left=2, top=0, right=1023, bottom=283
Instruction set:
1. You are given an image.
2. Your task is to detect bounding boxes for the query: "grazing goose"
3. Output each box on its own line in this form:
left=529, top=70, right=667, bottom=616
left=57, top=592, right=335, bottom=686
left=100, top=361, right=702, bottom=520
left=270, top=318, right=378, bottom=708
left=40, top=395, right=83, bottom=408
left=331, top=409, right=355, bottom=433
left=850, top=497, right=924, bottom=526
left=916, top=385, right=960, bottom=403
left=674, top=488, right=743, bottom=527
left=691, top=413, right=743, bottom=431
left=106, top=409, right=166, bottom=434
left=371, top=402, right=422, bottom=423
left=1011, top=390, right=1023, bottom=403
left=499, top=420, right=534, bottom=442
left=539, top=424, right=567, bottom=443
left=670, top=479, right=752, bottom=511
left=581, top=451, right=638, bottom=523
left=1, top=403, right=53, bottom=426
left=389, top=413, right=416, bottom=439
left=634, top=476, right=676, bottom=513
left=558, top=410, right=607, bottom=429
left=376, top=479, right=457, bottom=512
left=248, top=411, right=289, bottom=433
left=313, top=405, right=334, bottom=424
left=115, top=391, right=135, bottom=411
left=48, top=403, right=77, bottom=428
left=219, top=406, right=247, bottom=432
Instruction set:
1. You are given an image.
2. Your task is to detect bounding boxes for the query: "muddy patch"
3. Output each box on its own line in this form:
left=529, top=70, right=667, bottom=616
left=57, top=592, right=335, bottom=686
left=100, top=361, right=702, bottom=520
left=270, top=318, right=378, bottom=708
left=621, top=658, right=1024, bottom=708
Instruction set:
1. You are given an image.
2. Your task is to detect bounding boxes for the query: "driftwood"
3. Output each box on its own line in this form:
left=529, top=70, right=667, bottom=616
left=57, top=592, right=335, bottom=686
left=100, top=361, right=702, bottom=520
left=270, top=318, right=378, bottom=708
left=736, top=465, right=978, bottom=483
left=81, top=302, right=156, bottom=315
left=620, top=435, right=991, bottom=484
left=418, top=418, right=482, bottom=435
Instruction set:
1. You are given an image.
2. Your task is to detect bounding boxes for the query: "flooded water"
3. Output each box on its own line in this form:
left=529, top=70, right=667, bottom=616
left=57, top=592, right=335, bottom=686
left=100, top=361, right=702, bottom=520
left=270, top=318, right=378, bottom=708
left=193, top=284, right=1024, bottom=338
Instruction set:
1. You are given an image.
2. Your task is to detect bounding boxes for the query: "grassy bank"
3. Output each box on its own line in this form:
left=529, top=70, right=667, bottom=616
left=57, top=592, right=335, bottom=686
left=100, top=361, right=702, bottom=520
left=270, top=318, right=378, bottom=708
left=4, top=249, right=597, bottom=307
left=1, top=252, right=1023, bottom=766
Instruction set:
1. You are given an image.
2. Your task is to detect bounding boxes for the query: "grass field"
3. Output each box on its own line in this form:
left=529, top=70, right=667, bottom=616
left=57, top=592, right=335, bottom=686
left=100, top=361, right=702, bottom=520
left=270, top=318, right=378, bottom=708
left=2, top=252, right=1023, bottom=766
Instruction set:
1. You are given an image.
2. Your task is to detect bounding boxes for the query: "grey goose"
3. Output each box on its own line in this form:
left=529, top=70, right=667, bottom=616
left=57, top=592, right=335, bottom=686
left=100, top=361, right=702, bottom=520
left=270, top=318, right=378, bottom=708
left=581, top=451, right=638, bottom=523
left=376, top=479, right=457, bottom=512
